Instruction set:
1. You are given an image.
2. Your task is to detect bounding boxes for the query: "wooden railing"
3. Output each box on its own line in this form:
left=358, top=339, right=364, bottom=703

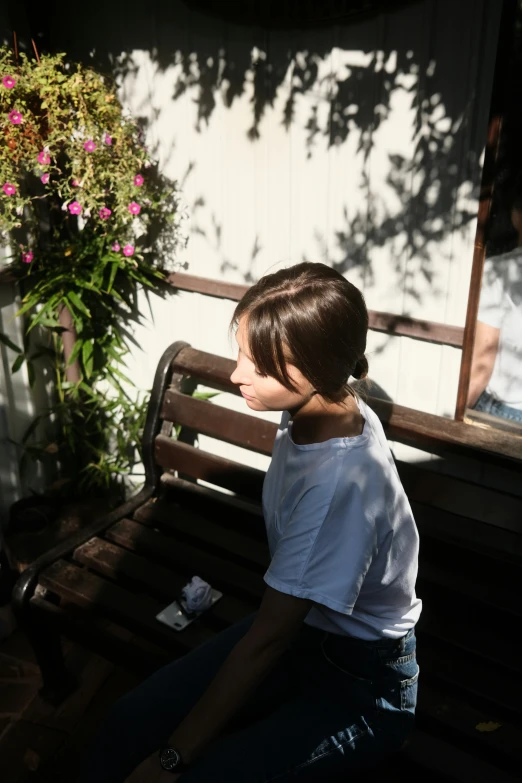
left=0, top=266, right=465, bottom=348
left=166, top=272, right=464, bottom=348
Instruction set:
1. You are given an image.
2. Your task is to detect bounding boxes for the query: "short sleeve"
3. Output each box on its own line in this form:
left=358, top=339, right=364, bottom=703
left=264, top=466, right=377, bottom=615
left=478, top=257, right=507, bottom=329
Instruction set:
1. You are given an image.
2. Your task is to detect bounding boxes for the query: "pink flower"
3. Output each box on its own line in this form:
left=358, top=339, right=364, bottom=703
left=2, top=75, right=16, bottom=89
left=83, top=140, right=96, bottom=152
left=8, top=110, right=22, bottom=125
left=104, top=134, right=112, bottom=145
left=123, top=244, right=135, bottom=257
left=40, top=173, right=50, bottom=184
left=2, top=182, right=16, bottom=196
left=72, top=178, right=80, bottom=187
left=22, top=251, right=33, bottom=264
left=68, top=201, right=82, bottom=215
left=38, top=150, right=51, bottom=165
left=133, top=174, right=144, bottom=187
left=99, top=207, right=112, bottom=220
left=111, top=242, right=121, bottom=252
left=128, top=201, right=141, bottom=215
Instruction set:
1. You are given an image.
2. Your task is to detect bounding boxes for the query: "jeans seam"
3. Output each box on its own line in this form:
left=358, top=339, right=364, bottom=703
left=381, top=652, right=416, bottom=665
left=264, top=726, right=371, bottom=782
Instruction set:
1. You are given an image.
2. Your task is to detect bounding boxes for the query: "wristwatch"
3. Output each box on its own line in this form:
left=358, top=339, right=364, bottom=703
left=158, top=746, right=187, bottom=774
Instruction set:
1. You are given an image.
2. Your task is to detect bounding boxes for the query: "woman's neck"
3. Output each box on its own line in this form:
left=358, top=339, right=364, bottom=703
left=289, top=393, right=364, bottom=445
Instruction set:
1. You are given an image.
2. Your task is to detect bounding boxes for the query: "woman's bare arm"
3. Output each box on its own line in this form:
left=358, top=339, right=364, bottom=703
left=467, top=320, right=500, bottom=408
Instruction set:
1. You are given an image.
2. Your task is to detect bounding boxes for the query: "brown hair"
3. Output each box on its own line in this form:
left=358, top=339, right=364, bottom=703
left=232, top=262, right=369, bottom=403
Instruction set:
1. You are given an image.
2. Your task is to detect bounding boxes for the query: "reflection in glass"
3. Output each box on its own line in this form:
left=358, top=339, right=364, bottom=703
left=467, top=4, right=522, bottom=430
left=468, top=200, right=522, bottom=425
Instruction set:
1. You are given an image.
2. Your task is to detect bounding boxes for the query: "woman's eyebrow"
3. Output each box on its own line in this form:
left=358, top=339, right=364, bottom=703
left=237, top=342, right=255, bottom=364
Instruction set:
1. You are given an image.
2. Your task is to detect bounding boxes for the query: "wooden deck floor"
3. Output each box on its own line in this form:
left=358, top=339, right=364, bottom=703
left=0, top=622, right=145, bottom=783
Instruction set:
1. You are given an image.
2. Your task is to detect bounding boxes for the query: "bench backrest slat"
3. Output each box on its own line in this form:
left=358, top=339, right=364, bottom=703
left=172, top=347, right=239, bottom=394
left=155, top=435, right=265, bottom=501
left=161, top=389, right=277, bottom=456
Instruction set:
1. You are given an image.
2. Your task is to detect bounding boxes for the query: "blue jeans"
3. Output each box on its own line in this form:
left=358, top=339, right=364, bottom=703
left=79, top=615, right=418, bottom=782
left=474, top=391, right=522, bottom=423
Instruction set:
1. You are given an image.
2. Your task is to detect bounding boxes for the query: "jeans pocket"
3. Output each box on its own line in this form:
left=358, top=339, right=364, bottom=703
left=400, top=669, right=419, bottom=712
left=320, top=639, right=373, bottom=683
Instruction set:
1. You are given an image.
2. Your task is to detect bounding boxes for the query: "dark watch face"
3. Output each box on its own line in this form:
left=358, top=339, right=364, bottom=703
left=160, top=747, right=181, bottom=771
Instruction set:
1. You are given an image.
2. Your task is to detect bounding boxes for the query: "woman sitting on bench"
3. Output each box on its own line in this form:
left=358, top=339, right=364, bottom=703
left=81, top=262, right=421, bottom=782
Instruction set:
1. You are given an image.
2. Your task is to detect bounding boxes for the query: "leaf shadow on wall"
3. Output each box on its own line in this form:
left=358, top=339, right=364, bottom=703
left=25, top=0, right=496, bottom=361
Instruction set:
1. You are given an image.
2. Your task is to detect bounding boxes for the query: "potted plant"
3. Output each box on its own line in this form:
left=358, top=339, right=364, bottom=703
left=0, top=46, right=185, bottom=509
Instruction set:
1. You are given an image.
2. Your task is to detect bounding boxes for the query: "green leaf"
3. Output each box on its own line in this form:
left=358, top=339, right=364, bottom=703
left=66, top=338, right=83, bottom=367
left=79, top=381, right=97, bottom=399
left=107, top=262, right=119, bottom=293
left=0, top=333, right=22, bottom=353
left=28, top=299, right=60, bottom=332
left=105, top=344, right=125, bottom=365
left=109, top=365, right=133, bottom=386
left=67, top=291, right=91, bottom=318
left=82, top=340, right=94, bottom=378
left=16, top=299, right=37, bottom=318
left=194, top=391, right=219, bottom=401
left=11, top=354, right=25, bottom=374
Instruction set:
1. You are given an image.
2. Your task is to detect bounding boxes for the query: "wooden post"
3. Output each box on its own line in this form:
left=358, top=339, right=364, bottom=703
left=454, top=116, right=502, bottom=420
left=58, top=303, right=81, bottom=384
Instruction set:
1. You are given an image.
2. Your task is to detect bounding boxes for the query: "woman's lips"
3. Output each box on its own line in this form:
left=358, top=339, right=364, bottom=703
left=240, top=389, right=255, bottom=400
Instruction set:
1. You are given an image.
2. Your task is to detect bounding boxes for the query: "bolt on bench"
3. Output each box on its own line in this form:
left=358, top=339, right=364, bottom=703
left=12, top=341, right=522, bottom=782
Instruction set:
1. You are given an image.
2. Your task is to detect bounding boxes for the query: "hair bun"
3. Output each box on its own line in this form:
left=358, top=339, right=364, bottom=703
left=353, top=355, right=369, bottom=380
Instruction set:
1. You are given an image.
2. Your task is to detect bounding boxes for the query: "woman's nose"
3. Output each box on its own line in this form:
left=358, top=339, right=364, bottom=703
left=230, top=360, right=248, bottom=386
left=230, top=364, right=242, bottom=385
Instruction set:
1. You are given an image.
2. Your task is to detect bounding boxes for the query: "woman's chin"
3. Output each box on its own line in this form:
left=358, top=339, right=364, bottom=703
left=244, top=397, right=265, bottom=411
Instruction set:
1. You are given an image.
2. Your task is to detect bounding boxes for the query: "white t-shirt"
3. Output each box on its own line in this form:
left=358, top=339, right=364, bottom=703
left=478, top=250, right=522, bottom=410
left=262, top=399, right=422, bottom=640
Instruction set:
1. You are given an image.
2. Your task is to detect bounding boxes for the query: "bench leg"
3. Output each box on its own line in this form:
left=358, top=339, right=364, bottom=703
left=28, top=619, right=78, bottom=706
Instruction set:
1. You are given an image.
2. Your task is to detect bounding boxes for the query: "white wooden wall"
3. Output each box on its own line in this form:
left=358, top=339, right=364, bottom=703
left=0, top=0, right=509, bottom=521
left=116, top=0, right=500, bottom=472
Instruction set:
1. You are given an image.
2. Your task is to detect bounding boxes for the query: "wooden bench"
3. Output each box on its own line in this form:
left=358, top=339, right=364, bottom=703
left=12, top=341, right=522, bottom=782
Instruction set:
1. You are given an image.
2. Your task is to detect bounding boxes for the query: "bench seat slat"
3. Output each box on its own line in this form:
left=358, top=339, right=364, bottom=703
left=74, top=537, right=255, bottom=627
left=30, top=596, right=173, bottom=675
left=419, top=639, right=521, bottom=715
left=416, top=679, right=522, bottom=771
left=39, top=561, right=213, bottom=651
left=134, top=500, right=269, bottom=569
left=131, top=492, right=518, bottom=672
left=402, top=728, right=520, bottom=783
left=136, top=491, right=521, bottom=618
left=106, top=519, right=264, bottom=599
